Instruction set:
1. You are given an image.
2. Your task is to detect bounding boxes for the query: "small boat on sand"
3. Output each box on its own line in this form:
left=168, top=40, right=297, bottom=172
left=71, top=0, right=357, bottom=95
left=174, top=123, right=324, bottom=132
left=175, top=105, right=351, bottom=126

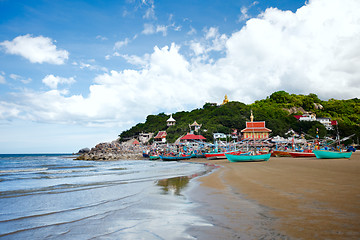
left=149, top=155, right=160, bottom=160
left=160, top=154, right=192, bottom=161
left=289, top=150, right=316, bottom=158
left=271, top=150, right=292, bottom=157
left=205, top=150, right=241, bottom=160
left=313, top=150, right=353, bottom=159
left=225, top=152, right=271, bottom=162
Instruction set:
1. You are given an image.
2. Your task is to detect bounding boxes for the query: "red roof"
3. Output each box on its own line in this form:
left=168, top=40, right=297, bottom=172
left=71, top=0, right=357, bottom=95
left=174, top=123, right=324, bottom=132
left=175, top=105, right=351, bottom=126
left=133, top=139, right=140, bottom=145
left=180, top=133, right=206, bottom=140
left=154, top=131, right=167, bottom=139
left=246, top=122, right=266, bottom=128
left=294, top=115, right=302, bottom=120
left=241, top=121, right=272, bottom=133
left=241, top=128, right=272, bottom=133
left=331, top=120, right=338, bottom=125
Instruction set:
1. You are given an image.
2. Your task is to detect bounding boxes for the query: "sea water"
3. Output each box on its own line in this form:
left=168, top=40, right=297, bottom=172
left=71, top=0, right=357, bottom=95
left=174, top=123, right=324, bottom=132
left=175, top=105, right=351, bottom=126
left=0, top=154, right=212, bottom=239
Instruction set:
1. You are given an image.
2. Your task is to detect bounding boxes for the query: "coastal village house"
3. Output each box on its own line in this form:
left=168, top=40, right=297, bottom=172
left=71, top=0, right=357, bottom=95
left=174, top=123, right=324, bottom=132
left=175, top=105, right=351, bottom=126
left=154, top=131, right=167, bottom=143
left=294, top=113, right=337, bottom=130
left=241, top=110, right=272, bottom=140
left=189, top=121, right=202, bottom=133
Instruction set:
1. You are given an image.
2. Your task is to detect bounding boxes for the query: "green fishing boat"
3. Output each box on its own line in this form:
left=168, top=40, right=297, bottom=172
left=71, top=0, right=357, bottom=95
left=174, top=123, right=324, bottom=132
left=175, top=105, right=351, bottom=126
left=149, top=155, right=160, bottom=160
left=225, top=152, right=271, bottom=162
left=313, top=150, right=352, bottom=159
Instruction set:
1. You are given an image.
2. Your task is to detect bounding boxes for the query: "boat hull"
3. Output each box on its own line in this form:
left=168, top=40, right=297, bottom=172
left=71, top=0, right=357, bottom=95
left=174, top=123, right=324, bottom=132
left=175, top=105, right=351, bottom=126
left=225, top=153, right=271, bottom=162
left=149, top=155, right=160, bottom=160
left=289, top=152, right=316, bottom=158
left=205, top=150, right=241, bottom=160
left=271, top=150, right=292, bottom=157
left=160, top=155, right=192, bottom=161
left=205, top=152, right=226, bottom=160
left=313, top=150, right=352, bottom=159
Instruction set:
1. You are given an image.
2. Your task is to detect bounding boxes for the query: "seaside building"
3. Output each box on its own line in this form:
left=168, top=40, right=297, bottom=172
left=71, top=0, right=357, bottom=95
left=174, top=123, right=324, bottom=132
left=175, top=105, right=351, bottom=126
left=189, top=121, right=202, bottom=134
left=154, top=131, right=167, bottom=143
left=241, top=110, right=272, bottom=140
left=139, top=132, right=153, bottom=144
left=294, top=113, right=336, bottom=130
left=213, top=133, right=227, bottom=139
left=180, top=133, right=206, bottom=142
left=167, top=114, right=176, bottom=127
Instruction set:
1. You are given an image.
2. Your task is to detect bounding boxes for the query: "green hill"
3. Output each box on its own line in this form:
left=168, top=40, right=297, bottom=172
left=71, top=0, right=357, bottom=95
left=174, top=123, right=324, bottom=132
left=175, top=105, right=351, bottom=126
left=119, top=91, right=360, bottom=145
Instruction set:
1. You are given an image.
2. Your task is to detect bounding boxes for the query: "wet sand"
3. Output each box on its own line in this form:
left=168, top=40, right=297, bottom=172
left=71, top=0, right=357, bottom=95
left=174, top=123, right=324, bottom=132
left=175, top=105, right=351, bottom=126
left=189, top=151, right=360, bottom=239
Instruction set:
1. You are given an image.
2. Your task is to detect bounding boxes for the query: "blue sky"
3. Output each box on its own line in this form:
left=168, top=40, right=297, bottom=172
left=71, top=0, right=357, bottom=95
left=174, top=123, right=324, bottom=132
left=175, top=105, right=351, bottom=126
left=0, top=0, right=359, bottom=153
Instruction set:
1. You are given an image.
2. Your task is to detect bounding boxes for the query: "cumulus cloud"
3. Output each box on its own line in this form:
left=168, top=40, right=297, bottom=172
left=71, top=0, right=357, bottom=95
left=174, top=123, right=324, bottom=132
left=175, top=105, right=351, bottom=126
left=0, top=0, right=359, bottom=127
left=0, top=34, right=69, bottom=64
left=42, top=75, right=75, bottom=89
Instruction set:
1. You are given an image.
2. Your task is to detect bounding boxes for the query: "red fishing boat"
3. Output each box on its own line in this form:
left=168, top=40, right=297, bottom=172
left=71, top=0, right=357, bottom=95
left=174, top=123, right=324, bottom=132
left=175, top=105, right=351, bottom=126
left=289, top=150, right=316, bottom=158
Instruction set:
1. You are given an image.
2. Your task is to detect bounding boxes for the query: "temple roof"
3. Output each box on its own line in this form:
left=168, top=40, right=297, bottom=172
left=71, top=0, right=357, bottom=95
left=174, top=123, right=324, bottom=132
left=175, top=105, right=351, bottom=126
left=154, top=131, right=167, bottom=139
left=167, top=114, right=176, bottom=122
left=189, top=121, right=201, bottom=126
left=241, top=121, right=272, bottom=133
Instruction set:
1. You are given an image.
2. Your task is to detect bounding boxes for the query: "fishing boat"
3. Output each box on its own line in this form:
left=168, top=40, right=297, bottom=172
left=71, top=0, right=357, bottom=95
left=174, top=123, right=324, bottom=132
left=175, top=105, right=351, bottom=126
left=313, top=150, right=353, bottom=159
left=205, top=150, right=240, bottom=160
left=271, top=150, right=291, bottom=157
left=289, top=150, right=316, bottom=158
left=204, top=152, right=227, bottom=160
left=160, top=154, right=192, bottom=161
left=191, top=153, right=206, bottom=158
left=142, top=152, right=150, bottom=158
left=149, top=155, right=160, bottom=160
left=225, top=152, right=271, bottom=162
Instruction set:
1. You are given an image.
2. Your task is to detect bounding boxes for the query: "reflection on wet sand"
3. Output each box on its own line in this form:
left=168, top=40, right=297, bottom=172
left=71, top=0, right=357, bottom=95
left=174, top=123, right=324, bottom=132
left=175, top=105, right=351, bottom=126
left=156, top=176, right=190, bottom=195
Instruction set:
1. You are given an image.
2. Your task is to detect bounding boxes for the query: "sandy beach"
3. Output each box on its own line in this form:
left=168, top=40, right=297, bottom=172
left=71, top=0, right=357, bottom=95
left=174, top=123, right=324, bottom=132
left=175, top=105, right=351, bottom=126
left=189, top=151, right=360, bottom=239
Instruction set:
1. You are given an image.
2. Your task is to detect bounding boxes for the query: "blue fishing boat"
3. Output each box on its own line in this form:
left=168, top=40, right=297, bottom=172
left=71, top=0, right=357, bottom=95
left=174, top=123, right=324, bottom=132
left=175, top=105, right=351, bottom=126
left=160, top=154, right=192, bottom=161
left=225, top=152, right=271, bottom=162
left=313, top=150, right=352, bottom=159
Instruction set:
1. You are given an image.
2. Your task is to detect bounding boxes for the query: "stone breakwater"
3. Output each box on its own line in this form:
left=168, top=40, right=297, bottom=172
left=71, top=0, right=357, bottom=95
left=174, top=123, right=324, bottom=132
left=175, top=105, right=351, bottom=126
left=76, top=141, right=146, bottom=161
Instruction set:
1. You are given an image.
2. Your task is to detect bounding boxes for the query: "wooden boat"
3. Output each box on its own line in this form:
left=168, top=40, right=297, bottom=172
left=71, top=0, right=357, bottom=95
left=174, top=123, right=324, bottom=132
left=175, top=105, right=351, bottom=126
left=225, top=152, right=271, bottom=162
left=289, top=150, right=316, bottom=158
left=160, top=154, right=192, bottom=161
left=205, top=150, right=241, bottom=160
left=313, top=150, right=353, bottom=159
left=149, top=155, right=160, bottom=160
left=191, top=153, right=206, bottom=158
left=205, top=152, right=227, bottom=160
left=271, top=150, right=292, bottom=157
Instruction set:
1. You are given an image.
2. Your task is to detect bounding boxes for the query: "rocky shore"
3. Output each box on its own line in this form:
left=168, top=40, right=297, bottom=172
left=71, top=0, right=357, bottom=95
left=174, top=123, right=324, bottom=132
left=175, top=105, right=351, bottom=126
left=76, top=140, right=146, bottom=161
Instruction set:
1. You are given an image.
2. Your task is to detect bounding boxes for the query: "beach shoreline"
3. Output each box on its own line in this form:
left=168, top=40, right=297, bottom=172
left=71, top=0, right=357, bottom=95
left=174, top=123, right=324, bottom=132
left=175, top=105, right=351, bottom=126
left=186, top=152, right=360, bottom=239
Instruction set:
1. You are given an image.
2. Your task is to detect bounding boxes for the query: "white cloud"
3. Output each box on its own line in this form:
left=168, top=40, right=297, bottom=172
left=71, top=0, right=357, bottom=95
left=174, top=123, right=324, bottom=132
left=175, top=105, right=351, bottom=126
left=42, top=75, right=75, bottom=89
left=156, top=25, right=168, bottom=36
left=0, top=34, right=69, bottom=65
left=0, top=75, right=5, bottom=84
left=96, top=35, right=108, bottom=41
left=142, top=23, right=173, bottom=36
left=143, top=2, right=156, bottom=19
left=142, top=23, right=155, bottom=35
left=9, top=74, right=32, bottom=84
left=0, top=0, right=359, bottom=127
left=114, top=38, right=130, bottom=49
left=187, top=26, right=197, bottom=35
left=121, top=53, right=150, bottom=67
